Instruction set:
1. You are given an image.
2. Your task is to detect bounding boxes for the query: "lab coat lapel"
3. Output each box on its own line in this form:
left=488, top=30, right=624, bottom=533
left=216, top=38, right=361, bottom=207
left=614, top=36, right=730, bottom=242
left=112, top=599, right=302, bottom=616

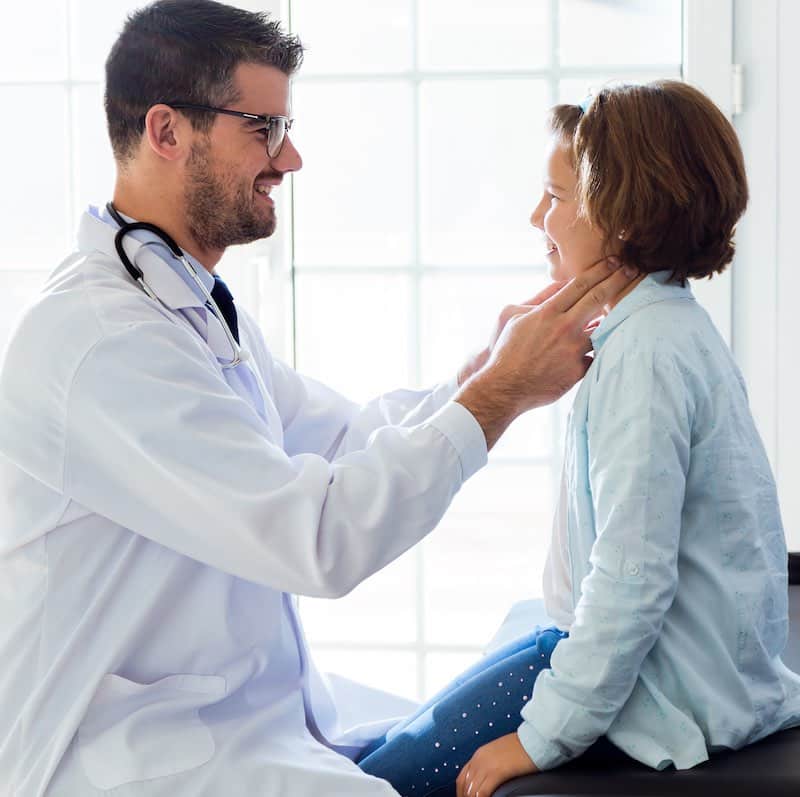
left=78, top=212, right=197, bottom=311
left=204, top=307, right=236, bottom=362
left=78, top=211, right=276, bottom=431
left=77, top=211, right=237, bottom=365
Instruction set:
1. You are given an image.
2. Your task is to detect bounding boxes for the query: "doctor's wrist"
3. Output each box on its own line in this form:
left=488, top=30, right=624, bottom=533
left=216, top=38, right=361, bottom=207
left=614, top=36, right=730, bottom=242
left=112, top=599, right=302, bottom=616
left=454, top=371, right=520, bottom=451
left=457, top=347, right=491, bottom=387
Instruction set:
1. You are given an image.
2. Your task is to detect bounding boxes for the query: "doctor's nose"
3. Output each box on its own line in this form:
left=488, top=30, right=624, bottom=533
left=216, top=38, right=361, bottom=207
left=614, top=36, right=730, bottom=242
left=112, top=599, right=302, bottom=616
left=273, top=135, right=302, bottom=174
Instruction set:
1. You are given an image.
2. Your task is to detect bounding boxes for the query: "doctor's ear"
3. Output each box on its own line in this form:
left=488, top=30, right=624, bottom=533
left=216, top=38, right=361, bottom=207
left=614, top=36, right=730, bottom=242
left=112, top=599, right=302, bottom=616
left=143, top=104, right=189, bottom=162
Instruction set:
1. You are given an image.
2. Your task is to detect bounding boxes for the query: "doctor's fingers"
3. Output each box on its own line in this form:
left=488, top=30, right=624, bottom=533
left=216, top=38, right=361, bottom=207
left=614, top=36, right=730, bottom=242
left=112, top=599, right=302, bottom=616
left=519, top=279, right=568, bottom=308
left=543, top=258, right=636, bottom=323
left=491, top=282, right=577, bottom=343
left=495, top=302, right=540, bottom=333
left=494, top=282, right=567, bottom=323
left=509, top=306, right=595, bottom=356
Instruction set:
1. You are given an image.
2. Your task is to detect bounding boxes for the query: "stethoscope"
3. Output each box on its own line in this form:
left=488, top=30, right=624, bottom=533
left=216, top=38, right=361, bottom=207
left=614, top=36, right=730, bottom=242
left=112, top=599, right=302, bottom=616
left=106, top=201, right=248, bottom=369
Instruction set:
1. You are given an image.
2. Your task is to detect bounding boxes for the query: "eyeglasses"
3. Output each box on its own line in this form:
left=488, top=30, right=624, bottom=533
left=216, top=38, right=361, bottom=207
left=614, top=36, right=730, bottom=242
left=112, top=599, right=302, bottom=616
left=167, top=103, right=294, bottom=158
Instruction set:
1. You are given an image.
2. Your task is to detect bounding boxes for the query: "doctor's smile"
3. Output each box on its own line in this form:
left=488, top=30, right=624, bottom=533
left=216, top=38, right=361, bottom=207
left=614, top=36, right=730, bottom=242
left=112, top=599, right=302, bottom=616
left=1, top=2, right=799, bottom=797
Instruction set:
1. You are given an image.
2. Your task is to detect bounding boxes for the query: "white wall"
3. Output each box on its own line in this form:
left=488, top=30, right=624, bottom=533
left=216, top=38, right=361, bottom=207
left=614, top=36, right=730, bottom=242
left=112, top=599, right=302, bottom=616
left=733, top=0, right=800, bottom=549
left=775, top=0, right=800, bottom=551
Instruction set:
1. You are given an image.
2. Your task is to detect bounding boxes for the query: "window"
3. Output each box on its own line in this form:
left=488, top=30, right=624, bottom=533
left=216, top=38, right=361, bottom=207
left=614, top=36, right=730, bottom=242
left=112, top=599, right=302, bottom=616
left=289, top=0, right=689, bottom=701
left=0, top=0, right=289, bottom=352
left=1, top=1, right=744, bottom=701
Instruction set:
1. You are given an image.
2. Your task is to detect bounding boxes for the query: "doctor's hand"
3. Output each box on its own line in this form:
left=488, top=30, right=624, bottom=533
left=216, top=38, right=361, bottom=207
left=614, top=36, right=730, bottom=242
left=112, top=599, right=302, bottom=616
left=454, top=257, right=635, bottom=450
left=455, top=732, right=539, bottom=797
left=456, top=280, right=569, bottom=387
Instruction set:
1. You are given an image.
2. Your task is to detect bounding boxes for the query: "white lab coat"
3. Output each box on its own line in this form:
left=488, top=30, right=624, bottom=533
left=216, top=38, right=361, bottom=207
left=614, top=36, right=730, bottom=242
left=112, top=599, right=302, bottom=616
left=0, top=211, right=487, bottom=796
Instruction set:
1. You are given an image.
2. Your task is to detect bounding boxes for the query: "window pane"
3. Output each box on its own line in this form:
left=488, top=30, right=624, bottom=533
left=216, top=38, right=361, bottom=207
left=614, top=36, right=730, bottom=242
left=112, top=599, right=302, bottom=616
left=558, top=0, right=682, bottom=67
left=302, top=547, right=417, bottom=645
left=0, top=271, right=48, bottom=352
left=216, top=256, right=262, bottom=320
left=289, top=0, right=687, bottom=702
left=294, top=273, right=412, bottom=402
left=491, top=408, right=555, bottom=462
left=69, top=0, right=303, bottom=81
left=292, top=81, right=415, bottom=267
left=310, top=649, right=418, bottom=702
left=291, top=0, right=412, bottom=74
left=424, top=464, right=553, bottom=647
left=419, top=0, right=551, bottom=71
left=0, top=3, right=68, bottom=81
left=419, top=271, right=550, bottom=386
left=72, top=85, right=116, bottom=220
left=419, top=79, right=548, bottom=266
left=70, top=1, right=142, bottom=82
left=558, top=70, right=682, bottom=104
left=0, top=87, right=71, bottom=270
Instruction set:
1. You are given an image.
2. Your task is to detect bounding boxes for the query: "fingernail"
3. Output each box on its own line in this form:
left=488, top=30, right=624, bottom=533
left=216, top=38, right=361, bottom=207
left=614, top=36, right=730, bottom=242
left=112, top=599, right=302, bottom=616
left=623, top=266, right=638, bottom=278
left=607, top=257, right=621, bottom=270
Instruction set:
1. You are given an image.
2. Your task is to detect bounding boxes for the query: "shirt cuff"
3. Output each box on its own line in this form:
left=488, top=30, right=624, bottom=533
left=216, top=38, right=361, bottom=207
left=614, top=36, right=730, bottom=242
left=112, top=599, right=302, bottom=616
left=516, top=718, right=571, bottom=772
left=427, top=374, right=461, bottom=408
left=425, top=401, right=488, bottom=482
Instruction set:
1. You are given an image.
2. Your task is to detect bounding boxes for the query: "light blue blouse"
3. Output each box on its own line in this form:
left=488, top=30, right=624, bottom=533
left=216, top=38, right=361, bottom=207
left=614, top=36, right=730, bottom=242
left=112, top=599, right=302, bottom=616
left=518, top=271, right=800, bottom=771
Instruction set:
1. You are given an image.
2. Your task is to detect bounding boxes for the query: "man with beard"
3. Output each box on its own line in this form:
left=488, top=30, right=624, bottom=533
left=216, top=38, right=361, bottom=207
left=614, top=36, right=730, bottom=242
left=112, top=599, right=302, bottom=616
left=0, top=1, right=635, bottom=795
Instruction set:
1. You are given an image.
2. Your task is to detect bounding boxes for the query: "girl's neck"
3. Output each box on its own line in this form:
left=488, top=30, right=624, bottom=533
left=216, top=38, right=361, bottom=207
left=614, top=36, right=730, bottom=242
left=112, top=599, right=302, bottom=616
left=603, top=272, right=646, bottom=315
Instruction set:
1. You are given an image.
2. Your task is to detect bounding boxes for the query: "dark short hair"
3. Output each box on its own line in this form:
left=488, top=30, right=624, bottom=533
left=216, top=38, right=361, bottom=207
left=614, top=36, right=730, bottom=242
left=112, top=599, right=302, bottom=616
left=105, top=0, right=304, bottom=162
left=547, top=80, right=749, bottom=283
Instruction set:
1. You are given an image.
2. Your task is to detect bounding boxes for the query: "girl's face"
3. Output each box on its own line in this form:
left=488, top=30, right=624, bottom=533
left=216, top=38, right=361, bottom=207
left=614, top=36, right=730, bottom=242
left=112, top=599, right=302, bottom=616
left=530, top=137, right=610, bottom=282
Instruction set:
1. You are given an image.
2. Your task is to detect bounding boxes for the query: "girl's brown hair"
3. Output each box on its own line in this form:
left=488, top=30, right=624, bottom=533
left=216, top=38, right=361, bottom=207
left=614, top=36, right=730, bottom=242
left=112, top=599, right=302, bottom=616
left=547, top=80, right=748, bottom=282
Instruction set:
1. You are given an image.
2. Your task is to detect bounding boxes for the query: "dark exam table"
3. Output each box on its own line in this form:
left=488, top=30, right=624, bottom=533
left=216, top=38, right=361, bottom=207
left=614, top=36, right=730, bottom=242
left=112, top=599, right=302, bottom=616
left=490, top=552, right=800, bottom=797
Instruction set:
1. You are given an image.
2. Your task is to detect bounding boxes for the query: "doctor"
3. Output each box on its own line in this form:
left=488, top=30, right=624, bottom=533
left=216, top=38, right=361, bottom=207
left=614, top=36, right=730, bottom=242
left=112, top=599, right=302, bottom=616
left=0, top=1, right=634, bottom=795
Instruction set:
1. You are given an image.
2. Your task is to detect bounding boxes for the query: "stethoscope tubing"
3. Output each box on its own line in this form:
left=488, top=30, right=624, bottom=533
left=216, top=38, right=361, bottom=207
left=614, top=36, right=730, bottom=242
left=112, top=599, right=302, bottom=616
left=106, top=202, right=246, bottom=370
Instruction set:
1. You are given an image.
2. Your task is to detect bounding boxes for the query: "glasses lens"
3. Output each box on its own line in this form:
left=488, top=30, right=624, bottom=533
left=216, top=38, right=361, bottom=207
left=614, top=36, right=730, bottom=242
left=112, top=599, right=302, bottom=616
left=267, top=118, right=287, bottom=158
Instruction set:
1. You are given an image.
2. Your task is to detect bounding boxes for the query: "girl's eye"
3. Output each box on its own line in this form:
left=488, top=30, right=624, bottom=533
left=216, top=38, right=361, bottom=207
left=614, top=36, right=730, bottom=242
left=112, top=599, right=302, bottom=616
left=255, top=127, right=269, bottom=138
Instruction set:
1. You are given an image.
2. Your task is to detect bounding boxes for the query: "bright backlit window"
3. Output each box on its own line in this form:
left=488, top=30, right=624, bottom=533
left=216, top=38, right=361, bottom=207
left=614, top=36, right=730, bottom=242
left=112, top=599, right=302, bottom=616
left=291, top=0, right=683, bottom=701
left=1, top=0, right=689, bottom=702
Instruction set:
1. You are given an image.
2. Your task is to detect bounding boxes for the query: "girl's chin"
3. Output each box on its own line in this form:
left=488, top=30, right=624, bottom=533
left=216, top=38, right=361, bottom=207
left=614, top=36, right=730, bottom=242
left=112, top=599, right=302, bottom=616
left=547, top=260, right=571, bottom=283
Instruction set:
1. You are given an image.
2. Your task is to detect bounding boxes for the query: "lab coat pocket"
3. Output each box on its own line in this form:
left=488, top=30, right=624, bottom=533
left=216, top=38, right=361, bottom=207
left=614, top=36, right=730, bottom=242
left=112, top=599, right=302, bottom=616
left=78, top=672, right=226, bottom=790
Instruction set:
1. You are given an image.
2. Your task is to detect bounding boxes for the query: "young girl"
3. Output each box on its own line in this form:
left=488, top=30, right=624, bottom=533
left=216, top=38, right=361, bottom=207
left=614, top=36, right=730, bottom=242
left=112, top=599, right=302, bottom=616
left=357, top=80, right=800, bottom=797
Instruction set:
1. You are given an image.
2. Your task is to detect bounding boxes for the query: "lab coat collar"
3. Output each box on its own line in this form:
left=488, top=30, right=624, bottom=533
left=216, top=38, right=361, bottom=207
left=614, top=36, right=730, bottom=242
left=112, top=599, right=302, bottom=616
left=590, top=269, right=694, bottom=351
left=77, top=209, right=238, bottom=363
left=78, top=208, right=213, bottom=312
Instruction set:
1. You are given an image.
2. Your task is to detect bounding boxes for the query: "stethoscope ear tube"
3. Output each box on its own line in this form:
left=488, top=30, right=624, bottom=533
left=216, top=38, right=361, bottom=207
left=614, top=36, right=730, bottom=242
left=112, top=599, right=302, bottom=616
left=113, top=228, right=184, bottom=284
left=105, top=202, right=249, bottom=370
left=106, top=201, right=183, bottom=282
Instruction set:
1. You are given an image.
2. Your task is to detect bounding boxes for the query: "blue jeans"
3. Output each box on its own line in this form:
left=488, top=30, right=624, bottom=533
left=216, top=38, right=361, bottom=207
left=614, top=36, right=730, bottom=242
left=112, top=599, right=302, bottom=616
left=357, top=626, right=567, bottom=797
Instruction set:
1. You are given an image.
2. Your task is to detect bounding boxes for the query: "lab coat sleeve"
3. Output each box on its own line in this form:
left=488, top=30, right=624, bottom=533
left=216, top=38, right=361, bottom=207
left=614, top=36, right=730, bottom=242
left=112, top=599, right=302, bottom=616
left=268, top=355, right=461, bottom=460
left=517, top=347, right=691, bottom=770
left=62, top=321, right=486, bottom=597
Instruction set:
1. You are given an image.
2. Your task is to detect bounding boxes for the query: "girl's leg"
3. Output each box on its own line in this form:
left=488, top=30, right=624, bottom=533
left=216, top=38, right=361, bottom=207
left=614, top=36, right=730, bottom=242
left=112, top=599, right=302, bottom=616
left=358, top=626, right=566, bottom=797
left=360, top=625, right=552, bottom=760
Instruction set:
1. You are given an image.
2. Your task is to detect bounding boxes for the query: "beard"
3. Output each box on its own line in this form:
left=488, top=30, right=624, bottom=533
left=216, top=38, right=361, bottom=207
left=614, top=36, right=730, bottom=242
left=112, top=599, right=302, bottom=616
left=184, top=139, right=276, bottom=252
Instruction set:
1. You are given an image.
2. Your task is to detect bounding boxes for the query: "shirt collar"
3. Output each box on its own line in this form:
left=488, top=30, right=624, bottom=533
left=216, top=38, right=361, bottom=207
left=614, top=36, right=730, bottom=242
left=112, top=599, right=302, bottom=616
left=590, top=270, right=694, bottom=351
left=82, top=205, right=216, bottom=307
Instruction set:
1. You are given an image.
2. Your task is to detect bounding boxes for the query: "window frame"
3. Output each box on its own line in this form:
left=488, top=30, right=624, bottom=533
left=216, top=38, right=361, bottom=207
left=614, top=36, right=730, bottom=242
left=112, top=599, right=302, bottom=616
left=281, top=0, right=736, bottom=700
